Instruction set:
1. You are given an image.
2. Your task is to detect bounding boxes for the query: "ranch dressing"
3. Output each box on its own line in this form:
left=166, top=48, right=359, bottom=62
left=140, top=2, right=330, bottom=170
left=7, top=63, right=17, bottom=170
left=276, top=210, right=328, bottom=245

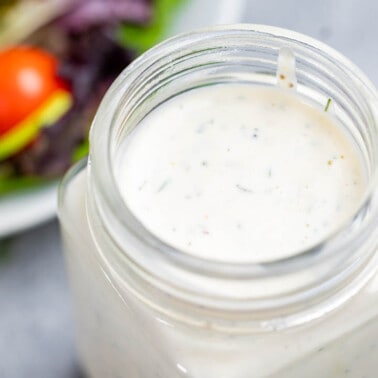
left=59, top=33, right=378, bottom=377
left=117, top=84, right=365, bottom=263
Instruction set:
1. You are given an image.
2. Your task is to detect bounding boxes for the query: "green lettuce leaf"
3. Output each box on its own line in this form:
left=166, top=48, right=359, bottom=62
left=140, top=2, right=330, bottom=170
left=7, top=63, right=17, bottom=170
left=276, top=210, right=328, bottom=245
left=117, top=0, right=186, bottom=54
left=0, top=175, right=50, bottom=196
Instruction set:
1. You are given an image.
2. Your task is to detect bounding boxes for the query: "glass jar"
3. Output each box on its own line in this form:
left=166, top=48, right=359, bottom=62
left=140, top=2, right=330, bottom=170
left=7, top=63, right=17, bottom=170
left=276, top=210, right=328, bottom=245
left=59, top=25, right=378, bottom=377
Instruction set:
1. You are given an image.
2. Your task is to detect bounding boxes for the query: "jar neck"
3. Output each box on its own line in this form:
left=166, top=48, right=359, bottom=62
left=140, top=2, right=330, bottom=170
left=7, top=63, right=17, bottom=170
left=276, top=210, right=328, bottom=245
left=86, top=25, right=378, bottom=332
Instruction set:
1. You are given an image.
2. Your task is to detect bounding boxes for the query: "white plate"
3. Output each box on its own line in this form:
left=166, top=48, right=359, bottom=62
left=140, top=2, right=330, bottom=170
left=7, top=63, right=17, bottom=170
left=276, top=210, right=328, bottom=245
left=0, top=182, right=58, bottom=237
left=0, top=0, right=246, bottom=238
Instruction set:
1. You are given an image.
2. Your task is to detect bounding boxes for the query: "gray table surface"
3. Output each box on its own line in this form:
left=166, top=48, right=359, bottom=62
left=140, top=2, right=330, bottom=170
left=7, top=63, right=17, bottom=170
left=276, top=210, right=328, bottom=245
left=1, top=1, right=378, bottom=377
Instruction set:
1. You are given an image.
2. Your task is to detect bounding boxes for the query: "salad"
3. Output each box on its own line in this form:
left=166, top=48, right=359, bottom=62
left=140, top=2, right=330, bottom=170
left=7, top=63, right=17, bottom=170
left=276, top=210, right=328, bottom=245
left=0, top=0, right=183, bottom=196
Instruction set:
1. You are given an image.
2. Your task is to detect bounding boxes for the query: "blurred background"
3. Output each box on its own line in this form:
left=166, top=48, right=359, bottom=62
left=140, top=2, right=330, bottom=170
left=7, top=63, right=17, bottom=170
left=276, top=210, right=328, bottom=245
left=0, top=0, right=377, bottom=377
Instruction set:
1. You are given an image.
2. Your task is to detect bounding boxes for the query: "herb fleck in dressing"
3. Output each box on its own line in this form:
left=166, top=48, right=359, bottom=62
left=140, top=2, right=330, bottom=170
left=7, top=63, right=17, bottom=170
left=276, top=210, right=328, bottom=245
left=118, top=84, right=365, bottom=263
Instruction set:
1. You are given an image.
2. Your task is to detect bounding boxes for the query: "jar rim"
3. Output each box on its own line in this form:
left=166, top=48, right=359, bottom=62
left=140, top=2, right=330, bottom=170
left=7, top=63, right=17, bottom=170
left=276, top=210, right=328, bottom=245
left=89, top=23, right=378, bottom=280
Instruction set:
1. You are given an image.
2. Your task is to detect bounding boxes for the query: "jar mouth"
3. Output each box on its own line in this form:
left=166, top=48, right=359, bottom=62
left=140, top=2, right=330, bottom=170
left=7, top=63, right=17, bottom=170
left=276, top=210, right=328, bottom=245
left=89, top=24, right=378, bottom=278
left=83, top=24, right=378, bottom=328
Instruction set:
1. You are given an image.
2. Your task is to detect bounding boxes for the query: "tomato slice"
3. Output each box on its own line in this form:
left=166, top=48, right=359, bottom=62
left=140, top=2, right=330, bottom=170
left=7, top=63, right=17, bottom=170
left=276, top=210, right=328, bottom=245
left=0, top=46, right=69, bottom=136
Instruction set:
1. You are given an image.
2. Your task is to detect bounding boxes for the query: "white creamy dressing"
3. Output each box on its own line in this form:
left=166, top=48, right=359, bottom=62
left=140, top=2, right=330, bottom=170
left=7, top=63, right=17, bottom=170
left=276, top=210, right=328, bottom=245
left=117, top=82, right=365, bottom=263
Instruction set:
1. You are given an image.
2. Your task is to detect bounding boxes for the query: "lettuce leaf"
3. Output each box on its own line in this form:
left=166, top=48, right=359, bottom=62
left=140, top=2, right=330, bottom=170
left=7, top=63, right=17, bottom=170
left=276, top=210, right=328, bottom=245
left=0, top=175, right=50, bottom=196
left=117, top=0, right=186, bottom=54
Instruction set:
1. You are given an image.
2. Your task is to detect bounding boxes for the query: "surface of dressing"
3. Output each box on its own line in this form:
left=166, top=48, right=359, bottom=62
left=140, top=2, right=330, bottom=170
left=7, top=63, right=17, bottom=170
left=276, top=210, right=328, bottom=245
left=118, top=84, right=365, bottom=263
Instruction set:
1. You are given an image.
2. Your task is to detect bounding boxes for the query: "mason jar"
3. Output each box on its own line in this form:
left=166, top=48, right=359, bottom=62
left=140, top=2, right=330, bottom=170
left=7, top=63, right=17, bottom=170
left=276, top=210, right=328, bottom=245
left=58, top=25, right=378, bottom=377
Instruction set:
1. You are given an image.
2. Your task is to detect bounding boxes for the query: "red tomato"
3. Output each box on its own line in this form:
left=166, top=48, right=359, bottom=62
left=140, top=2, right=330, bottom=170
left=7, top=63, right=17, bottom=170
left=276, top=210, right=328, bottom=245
left=0, top=46, right=68, bottom=136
